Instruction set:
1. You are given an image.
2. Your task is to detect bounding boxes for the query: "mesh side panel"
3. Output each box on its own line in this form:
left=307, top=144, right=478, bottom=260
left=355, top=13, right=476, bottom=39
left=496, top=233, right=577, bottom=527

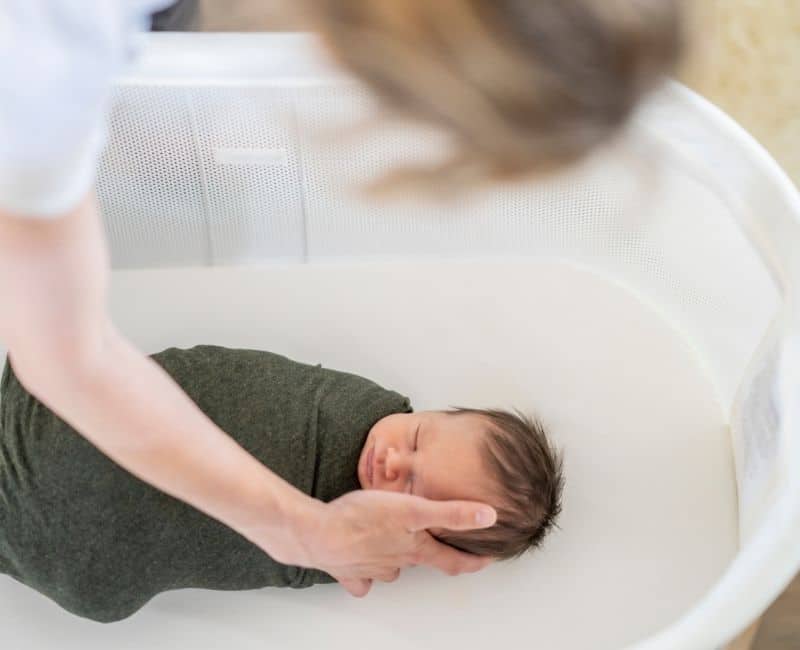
left=98, top=87, right=209, bottom=267
left=188, top=88, right=305, bottom=265
left=98, top=86, right=307, bottom=268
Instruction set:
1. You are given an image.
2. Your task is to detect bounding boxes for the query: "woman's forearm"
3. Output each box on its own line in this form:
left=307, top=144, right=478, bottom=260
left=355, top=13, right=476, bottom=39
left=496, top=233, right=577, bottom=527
left=10, top=325, right=318, bottom=564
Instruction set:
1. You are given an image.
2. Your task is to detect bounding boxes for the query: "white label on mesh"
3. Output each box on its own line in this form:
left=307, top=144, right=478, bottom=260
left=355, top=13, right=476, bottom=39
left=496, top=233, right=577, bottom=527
left=737, top=346, right=781, bottom=505
left=214, top=148, right=288, bottom=166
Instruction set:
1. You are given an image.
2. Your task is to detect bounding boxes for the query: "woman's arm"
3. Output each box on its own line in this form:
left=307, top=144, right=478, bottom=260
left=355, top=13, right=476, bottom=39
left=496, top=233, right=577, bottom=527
left=0, top=193, right=313, bottom=555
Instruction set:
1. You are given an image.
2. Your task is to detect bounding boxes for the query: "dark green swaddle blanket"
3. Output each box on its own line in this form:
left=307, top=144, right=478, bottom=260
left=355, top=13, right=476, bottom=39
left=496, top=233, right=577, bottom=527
left=0, top=345, right=411, bottom=623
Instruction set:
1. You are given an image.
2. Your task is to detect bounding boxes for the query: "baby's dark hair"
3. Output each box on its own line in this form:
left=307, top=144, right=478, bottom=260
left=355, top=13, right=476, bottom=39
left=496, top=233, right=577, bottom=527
left=435, top=408, right=564, bottom=560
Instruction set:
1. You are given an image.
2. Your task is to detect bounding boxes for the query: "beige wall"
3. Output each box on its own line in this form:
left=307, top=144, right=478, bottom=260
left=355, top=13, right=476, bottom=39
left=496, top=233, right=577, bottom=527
left=681, top=0, right=800, bottom=187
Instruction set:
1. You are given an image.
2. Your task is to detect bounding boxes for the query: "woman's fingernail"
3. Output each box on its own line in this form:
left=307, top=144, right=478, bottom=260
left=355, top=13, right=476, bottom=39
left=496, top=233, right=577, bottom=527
left=476, top=508, right=494, bottom=526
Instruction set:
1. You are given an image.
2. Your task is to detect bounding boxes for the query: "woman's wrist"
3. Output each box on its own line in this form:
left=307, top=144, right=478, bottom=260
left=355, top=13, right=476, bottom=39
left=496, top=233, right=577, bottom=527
left=241, top=479, right=325, bottom=567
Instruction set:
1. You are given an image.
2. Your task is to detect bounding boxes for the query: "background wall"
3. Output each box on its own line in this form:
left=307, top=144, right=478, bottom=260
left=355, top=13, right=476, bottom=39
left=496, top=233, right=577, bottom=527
left=681, top=0, right=799, bottom=189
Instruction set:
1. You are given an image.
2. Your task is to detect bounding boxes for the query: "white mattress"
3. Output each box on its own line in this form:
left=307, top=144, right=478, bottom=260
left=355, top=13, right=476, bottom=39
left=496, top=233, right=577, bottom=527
left=0, top=259, right=738, bottom=649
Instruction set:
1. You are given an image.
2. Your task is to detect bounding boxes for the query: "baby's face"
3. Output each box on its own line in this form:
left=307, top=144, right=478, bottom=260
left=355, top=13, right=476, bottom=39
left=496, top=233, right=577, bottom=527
left=357, top=411, right=495, bottom=504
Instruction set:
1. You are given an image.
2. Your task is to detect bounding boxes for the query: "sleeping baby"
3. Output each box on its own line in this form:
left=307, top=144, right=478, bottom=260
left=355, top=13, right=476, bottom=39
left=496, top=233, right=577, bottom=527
left=0, top=345, right=563, bottom=623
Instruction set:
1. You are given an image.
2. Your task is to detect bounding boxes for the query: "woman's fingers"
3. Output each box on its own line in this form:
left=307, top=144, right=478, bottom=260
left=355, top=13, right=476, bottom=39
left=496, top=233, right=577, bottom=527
left=414, top=534, right=494, bottom=576
left=373, top=568, right=401, bottom=583
left=337, top=576, right=373, bottom=598
left=403, top=496, right=496, bottom=534
left=337, top=568, right=398, bottom=597
left=312, top=491, right=496, bottom=592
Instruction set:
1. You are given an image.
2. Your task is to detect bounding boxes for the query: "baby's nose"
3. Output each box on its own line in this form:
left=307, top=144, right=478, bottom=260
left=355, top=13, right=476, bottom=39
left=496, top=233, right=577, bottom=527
left=384, top=447, right=410, bottom=482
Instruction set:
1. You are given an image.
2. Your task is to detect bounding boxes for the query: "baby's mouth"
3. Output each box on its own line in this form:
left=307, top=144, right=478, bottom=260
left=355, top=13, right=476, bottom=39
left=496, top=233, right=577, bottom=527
left=367, top=446, right=375, bottom=486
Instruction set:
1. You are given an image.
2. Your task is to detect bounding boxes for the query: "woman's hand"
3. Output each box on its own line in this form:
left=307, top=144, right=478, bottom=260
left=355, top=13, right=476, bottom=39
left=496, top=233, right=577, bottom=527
left=288, top=489, right=497, bottom=597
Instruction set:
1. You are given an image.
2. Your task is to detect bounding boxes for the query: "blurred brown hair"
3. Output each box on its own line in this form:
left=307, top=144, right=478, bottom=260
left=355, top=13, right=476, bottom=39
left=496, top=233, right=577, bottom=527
left=297, top=0, right=682, bottom=192
left=435, top=408, right=564, bottom=560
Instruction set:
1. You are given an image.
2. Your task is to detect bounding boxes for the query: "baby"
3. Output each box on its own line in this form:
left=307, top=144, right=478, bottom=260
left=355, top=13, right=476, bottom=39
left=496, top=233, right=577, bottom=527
left=357, top=408, right=562, bottom=559
left=0, top=345, right=563, bottom=622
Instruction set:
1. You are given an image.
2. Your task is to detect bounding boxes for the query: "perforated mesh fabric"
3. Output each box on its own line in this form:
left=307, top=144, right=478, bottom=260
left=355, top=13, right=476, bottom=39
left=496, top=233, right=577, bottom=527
left=98, top=82, right=778, bottom=414
left=98, top=87, right=307, bottom=266
left=188, top=88, right=305, bottom=264
left=98, top=87, right=209, bottom=267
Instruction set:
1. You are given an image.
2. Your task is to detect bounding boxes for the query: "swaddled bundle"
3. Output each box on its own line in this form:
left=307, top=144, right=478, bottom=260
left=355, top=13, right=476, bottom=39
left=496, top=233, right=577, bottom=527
left=0, top=345, right=411, bottom=622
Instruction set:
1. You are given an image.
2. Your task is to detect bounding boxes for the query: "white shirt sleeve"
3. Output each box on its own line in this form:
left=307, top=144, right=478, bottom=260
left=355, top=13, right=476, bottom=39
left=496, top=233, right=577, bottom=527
left=0, top=0, right=173, bottom=217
